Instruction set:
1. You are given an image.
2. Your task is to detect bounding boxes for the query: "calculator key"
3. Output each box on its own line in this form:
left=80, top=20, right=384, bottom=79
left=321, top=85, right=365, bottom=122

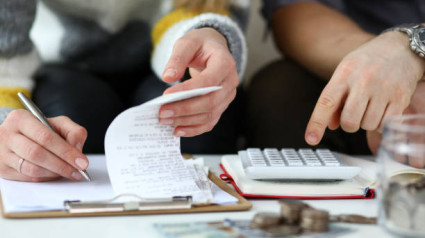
left=281, top=149, right=298, bottom=155
left=247, top=148, right=267, bottom=166
left=281, top=149, right=301, bottom=159
left=264, top=148, right=285, bottom=166
left=286, top=157, right=304, bottom=166
left=323, top=162, right=340, bottom=166
left=305, top=161, right=322, bottom=166
left=299, top=149, right=315, bottom=154
left=287, top=162, right=304, bottom=166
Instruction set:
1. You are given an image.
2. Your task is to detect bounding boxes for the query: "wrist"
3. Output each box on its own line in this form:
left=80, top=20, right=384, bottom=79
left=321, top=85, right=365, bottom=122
left=382, top=25, right=425, bottom=82
left=195, top=27, right=228, bottom=47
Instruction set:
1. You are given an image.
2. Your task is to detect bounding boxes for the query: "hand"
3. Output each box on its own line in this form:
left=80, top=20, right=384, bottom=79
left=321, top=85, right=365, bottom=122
left=305, top=31, right=425, bottom=145
left=0, top=110, right=88, bottom=182
left=158, top=28, right=239, bottom=137
left=367, top=79, right=425, bottom=168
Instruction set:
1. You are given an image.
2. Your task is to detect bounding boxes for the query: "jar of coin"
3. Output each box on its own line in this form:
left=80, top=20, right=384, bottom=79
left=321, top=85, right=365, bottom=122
left=377, top=114, right=425, bottom=237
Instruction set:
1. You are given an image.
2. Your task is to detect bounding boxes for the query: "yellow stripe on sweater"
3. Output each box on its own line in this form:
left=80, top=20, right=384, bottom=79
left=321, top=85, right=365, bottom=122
left=0, top=88, right=31, bottom=109
left=152, top=8, right=229, bottom=48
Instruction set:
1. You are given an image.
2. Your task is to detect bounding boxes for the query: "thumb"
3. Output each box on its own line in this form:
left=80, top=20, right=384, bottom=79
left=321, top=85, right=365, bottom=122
left=162, top=37, right=201, bottom=83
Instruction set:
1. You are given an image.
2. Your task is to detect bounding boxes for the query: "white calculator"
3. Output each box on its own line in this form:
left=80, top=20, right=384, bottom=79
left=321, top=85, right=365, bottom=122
left=238, top=148, right=361, bottom=180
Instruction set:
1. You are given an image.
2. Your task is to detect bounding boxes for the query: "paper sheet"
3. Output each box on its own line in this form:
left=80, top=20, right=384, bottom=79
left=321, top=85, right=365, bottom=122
left=0, top=156, right=237, bottom=213
left=0, top=155, right=114, bottom=213
left=0, top=86, right=238, bottom=213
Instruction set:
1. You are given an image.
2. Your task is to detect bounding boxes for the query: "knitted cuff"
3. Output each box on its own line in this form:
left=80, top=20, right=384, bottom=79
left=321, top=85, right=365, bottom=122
left=187, top=13, right=247, bottom=79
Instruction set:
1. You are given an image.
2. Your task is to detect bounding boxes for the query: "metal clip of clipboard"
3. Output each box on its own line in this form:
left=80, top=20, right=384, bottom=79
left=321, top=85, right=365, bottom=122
left=64, top=194, right=192, bottom=214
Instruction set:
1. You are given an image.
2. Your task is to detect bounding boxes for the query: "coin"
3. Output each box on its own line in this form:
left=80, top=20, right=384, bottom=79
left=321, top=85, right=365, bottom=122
left=330, top=214, right=377, bottom=224
left=250, top=212, right=282, bottom=229
left=300, top=208, right=329, bottom=232
left=301, top=208, right=329, bottom=219
left=279, top=199, right=310, bottom=224
left=263, top=225, right=302, bottom=237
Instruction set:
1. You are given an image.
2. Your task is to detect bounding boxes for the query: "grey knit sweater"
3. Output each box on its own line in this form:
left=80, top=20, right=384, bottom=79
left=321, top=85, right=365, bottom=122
left=0, top=0, right=249, bottom=122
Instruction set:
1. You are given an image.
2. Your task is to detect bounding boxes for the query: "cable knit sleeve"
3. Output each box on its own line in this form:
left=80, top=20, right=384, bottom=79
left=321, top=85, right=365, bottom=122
left=0, top=0, right=41, bottom=123
left=151, top=5, right=248, bottom=83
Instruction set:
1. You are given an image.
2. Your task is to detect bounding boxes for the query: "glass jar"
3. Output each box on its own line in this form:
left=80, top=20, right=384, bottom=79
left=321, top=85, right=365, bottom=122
left=377, top=114, right=425, bottom=237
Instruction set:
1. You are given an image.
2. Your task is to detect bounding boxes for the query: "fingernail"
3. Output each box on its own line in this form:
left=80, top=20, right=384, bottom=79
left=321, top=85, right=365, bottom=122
left=163, top=69, right=177, bottom=78
left=71, top=171, right=82, bottom=180
left=75, top=158, right=88, bottom=170
left=160, top=119, right=174, bottom=125
left=307, top=133, right=318, bottom=144
left=175, top=131, right=186, bottom=137
left=159, top=110, right=174, bottom=118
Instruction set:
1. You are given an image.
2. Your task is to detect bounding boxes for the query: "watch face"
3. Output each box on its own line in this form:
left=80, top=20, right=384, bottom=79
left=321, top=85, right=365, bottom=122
left=418, top=28, right=425, bottom=44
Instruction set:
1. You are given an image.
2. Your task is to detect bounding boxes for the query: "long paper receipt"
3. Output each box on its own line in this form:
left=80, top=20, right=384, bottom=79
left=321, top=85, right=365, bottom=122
left=105, top=86, right=222, bottom=203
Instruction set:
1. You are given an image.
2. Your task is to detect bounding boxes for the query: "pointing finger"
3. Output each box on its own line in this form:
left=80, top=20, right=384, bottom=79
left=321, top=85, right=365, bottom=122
left=305, top=82, right=347, bottom=145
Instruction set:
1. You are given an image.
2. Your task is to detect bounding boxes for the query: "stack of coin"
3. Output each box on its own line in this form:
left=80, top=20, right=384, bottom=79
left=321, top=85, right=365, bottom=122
left=300, top=208, right=329, bottom=232
left=250, top=212, right=282, bottom=229
left=279, top=199, right=310, bottom=224
left=263, top=225, right=302, bottom=237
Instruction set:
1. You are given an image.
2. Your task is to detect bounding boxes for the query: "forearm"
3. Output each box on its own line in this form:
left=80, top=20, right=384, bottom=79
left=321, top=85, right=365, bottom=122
left=272, top=2, right=374, bottom=79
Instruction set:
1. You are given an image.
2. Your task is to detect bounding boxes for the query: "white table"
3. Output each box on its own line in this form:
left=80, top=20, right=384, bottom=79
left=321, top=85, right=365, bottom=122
left=0, top=155, right=389, bottom=238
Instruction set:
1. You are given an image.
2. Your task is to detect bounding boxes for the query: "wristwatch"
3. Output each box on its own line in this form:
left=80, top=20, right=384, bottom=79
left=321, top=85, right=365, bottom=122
left=384, top=24, right=425, bottom=58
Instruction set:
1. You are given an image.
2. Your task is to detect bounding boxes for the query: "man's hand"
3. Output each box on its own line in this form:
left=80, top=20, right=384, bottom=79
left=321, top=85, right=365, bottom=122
left=158, top=28, right=239, bottom=137
left=367, top=79, right=425, bottom=168
left=305, top=31, right=425, bottom=145
left=0, top=110, right=88, bottom=182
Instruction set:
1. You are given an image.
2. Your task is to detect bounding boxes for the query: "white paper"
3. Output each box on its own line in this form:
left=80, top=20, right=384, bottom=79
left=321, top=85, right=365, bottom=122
left=104, top=86, right=221, bottom=201
left=0, top=155, right=237, bottom=213
left=0, top=155, right=114, bottom=213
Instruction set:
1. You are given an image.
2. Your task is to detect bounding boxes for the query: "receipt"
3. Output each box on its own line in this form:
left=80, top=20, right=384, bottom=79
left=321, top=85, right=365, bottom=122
left=104, top=86, right=221, bottom=201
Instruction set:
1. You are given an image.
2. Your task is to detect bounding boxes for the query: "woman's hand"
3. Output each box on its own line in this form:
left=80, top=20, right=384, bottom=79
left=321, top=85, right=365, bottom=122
left=0, top=110, right=88, bottom=182
left=158, top=28, right=239, bottom=137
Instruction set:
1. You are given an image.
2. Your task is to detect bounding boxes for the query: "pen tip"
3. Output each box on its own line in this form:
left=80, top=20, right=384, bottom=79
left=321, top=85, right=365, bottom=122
left=79, top=170, right=92, bottom=182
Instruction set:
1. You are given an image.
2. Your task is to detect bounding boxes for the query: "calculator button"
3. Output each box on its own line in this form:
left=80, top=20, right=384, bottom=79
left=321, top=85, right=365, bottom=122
left=281, top=149, right=301, bottom=159
left=247, top=148, right=267, bottom=166
left=305, top=161, right=322, bottom=166
left=264, top=148, right=285, bottom=166
left=323, top=162, right=340, bottom=166
left=286, top=161, right=304, bottom=166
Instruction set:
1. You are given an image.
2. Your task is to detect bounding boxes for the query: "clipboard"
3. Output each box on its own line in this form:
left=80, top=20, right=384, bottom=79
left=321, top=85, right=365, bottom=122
left=0, top=171, right=252, bottom=219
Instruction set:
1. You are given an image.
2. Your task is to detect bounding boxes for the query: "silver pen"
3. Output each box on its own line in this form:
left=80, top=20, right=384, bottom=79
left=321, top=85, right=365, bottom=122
left=17, top=92, right=91, bottom=181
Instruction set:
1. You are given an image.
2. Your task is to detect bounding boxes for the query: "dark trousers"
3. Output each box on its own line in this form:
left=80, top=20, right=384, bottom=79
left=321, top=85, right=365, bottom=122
left=32, top=64, right=243, bottom=154
left=244, top=59, right=371, bottom=155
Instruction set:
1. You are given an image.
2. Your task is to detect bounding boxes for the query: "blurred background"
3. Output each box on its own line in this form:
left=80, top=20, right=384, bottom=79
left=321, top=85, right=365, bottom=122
left=30, top=1, right=281, bottom=85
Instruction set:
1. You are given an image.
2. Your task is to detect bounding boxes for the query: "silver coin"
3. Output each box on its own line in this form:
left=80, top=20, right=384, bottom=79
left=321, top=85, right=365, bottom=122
left=280, top=199, right=310, bottom=224
left=264, top=225, right=302, bottom=237
left=251, top=212, right=282, bottom=229
left=301, top=208, right=329, bottom=219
